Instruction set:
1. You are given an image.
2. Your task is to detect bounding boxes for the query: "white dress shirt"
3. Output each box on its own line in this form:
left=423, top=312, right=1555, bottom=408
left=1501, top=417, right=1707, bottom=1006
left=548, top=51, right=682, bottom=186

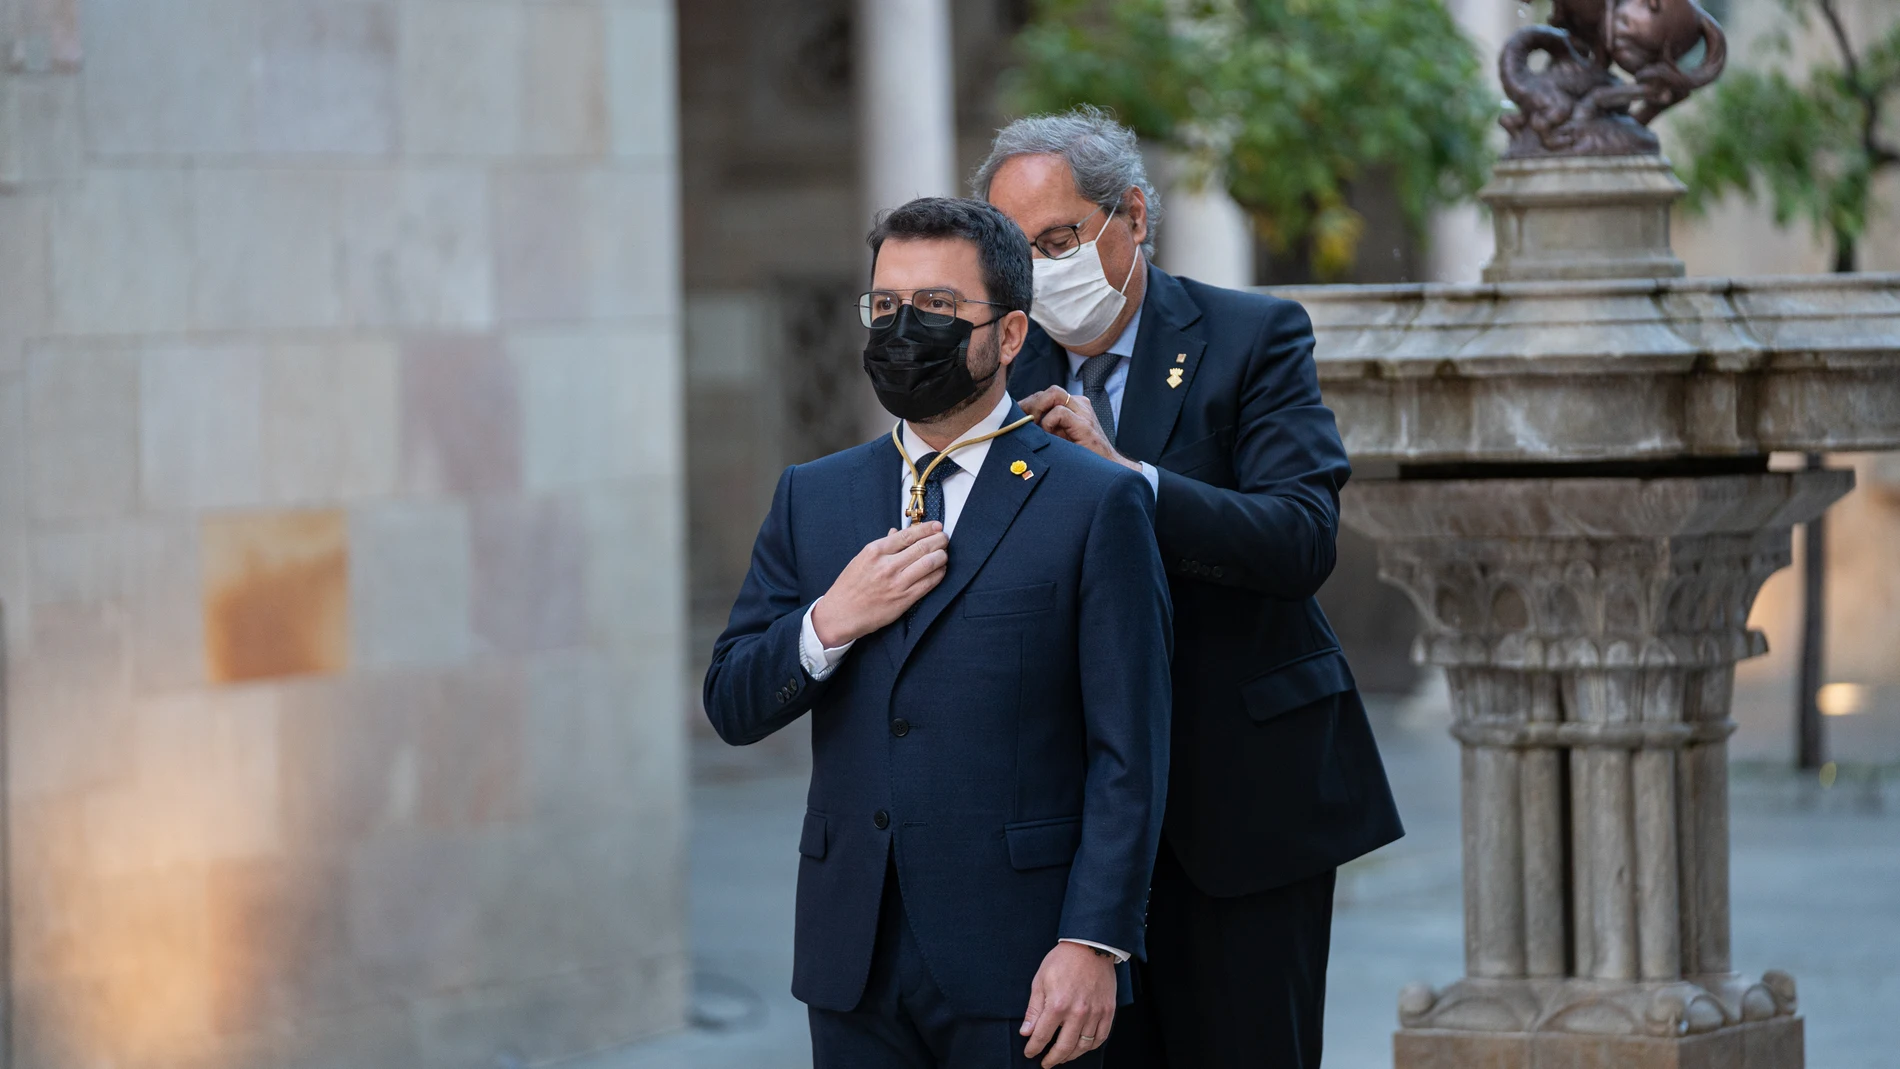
left=1062, top=307, right=1161, bottom=496
left=795, top=392, right=1129, bottom=964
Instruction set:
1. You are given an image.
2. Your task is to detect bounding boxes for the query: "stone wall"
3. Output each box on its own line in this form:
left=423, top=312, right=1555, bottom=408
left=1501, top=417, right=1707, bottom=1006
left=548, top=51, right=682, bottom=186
left=0, top=1, right=688, bottom=1064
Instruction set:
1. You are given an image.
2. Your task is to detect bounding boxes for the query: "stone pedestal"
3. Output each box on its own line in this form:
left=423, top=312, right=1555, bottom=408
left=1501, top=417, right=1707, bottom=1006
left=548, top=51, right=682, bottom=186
left=1346, top=473, right=1852, bottom=1069
left=1482, top=156, right=1687, bottom=283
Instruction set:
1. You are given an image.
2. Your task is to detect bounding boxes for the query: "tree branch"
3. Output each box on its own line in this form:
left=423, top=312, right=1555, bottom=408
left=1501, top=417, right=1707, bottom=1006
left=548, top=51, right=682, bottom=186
left=1813, top=0, right=1861, bottom=85
left=1813, top=0, right=1897, bottom=172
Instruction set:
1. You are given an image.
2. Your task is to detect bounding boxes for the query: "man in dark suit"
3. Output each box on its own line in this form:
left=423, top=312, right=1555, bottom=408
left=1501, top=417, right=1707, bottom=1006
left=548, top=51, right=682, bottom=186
left=704, top=197, right=1173, bottom=1069
left=978, top=108, right=1404, bottom=1069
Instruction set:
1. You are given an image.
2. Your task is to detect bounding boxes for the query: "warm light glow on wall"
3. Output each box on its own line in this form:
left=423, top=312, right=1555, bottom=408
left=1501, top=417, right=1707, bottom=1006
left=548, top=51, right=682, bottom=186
left=22, top=689, right=281, bottom=1065
left=1817, top=682, right=1869, bottom=717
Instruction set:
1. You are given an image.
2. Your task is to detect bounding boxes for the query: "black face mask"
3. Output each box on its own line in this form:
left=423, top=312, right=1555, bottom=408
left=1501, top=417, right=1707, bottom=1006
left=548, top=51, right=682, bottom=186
left=862, top=305, right=999, bottom=422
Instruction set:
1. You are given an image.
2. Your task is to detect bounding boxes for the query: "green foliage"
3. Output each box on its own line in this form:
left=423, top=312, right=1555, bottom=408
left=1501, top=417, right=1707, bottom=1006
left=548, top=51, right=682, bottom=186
left=1005, top=0, right=1495, bottom=279
left=1676, top=5, right=1900, bottom=271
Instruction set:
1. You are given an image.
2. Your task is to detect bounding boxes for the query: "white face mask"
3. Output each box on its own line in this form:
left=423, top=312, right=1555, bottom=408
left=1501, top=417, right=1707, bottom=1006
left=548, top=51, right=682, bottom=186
left=1030, top=206, right=1140, bottom=349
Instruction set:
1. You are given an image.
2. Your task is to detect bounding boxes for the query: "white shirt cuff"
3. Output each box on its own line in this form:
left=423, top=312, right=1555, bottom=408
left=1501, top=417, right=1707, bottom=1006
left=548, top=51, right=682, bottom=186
left=1138, top=461, right=1160, bottom=497
left=798, top=598, right=855, bottom=681
left=1060, top=938, right=1131, bottom=964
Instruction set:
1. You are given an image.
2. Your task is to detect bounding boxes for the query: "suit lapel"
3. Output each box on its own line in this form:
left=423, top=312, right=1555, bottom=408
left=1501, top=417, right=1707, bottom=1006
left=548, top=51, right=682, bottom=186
left=852, top=431, right=903, bottom=547
left=894, top=414, right=1053, bottom=667
left=848, top=434, right=908, bottom=673
left=1114, top=266, right=1206, bottom=464
left=1007, top=324, right=1068, bottom=400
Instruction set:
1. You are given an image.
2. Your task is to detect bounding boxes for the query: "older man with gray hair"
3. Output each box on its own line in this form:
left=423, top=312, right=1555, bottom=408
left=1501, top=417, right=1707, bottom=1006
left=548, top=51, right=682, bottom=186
left=977, top=106, right=1404, bottom=1069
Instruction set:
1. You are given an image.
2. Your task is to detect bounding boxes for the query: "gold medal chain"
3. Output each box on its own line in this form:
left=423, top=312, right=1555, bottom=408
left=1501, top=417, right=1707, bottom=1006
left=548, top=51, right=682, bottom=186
left=892, top=415, right=1036, bottom=525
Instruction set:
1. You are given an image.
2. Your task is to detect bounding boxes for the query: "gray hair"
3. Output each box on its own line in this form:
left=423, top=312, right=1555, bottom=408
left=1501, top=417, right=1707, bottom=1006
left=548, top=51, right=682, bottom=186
left=972, top=105, right=1162, bottom=258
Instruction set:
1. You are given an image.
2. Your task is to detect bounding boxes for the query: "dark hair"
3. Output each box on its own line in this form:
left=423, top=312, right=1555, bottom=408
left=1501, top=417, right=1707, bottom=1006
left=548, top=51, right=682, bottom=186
left=866, top=197, right=1034, bottom=316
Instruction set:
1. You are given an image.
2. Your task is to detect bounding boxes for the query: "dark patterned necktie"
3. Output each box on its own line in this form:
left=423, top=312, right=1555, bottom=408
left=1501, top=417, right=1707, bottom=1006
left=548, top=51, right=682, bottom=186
left=913, top=451, right=960, bottom=528
left=1078, top=353, right=1121, bottom=445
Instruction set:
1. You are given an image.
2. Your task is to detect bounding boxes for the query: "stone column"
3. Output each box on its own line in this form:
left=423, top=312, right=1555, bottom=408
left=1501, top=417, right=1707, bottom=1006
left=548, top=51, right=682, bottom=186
left=856, top=0, right=957, bottom=217
left=1358, top=476, right=1839, bottom=1067
left=853, top=0, right=956, bottom=436
left=1156, top=155, right=1253, bottom=288
left=1427, top=0, right=1517, bottom=283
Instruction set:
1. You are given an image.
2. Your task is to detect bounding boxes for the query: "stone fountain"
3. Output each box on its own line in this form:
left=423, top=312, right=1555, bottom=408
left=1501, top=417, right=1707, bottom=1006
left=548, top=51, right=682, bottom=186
left=1280, top=3, right=1900, bottom=1067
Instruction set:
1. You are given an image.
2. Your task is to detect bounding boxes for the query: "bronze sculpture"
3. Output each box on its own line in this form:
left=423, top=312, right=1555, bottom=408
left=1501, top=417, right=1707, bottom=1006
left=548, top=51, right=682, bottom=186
left=1500, top=0, right=1727, bottom=157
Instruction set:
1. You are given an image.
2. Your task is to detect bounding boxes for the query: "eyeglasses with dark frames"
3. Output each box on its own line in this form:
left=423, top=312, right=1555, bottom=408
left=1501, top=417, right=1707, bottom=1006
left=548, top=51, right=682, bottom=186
left=857, top=288, right=1010, bottom=329
left=1030, top=205, right=1111, bottom=260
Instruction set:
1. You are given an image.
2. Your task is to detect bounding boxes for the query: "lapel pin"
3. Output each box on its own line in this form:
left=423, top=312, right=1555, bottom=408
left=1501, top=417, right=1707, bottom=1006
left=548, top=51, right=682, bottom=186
left=1166, top=368, right=1184, bottom=389
left=1010, top=460, right=1029, bottom=477
left=1175, top=353, right=1187, bottom=364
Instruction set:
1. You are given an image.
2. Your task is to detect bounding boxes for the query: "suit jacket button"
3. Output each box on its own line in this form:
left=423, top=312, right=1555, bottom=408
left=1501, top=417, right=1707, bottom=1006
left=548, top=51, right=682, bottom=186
left=873, top=809, right=890, bottom=830
left=785, top=676, right=800, bottom=693
left=891, top=718, right=910, bottom=737
left=1212, top=566, right=1225, bottom=578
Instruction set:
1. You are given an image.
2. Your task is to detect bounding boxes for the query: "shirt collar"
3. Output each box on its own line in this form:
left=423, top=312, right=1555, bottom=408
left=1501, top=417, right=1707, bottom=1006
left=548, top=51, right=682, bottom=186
left=901, top=391, right=1013, bottom=475
left=1063, top=304, right=1143, bottom=377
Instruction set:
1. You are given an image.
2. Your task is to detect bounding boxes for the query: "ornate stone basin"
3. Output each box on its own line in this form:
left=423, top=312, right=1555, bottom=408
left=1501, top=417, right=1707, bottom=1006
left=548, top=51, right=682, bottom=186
left=1290, top=272, right=1900, bottom=465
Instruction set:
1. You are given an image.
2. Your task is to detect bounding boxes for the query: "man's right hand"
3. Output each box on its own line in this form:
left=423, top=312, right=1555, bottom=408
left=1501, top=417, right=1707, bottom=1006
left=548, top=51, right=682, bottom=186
left=810, top=523, right=950, bottom=647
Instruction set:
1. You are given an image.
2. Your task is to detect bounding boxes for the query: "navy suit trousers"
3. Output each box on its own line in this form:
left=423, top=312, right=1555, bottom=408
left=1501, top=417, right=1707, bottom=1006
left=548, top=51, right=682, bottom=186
left=809, top=860, right=1106, bottom=1069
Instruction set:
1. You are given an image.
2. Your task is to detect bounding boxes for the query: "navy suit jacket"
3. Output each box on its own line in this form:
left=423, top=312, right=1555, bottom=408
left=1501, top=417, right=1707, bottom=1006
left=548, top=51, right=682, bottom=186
left=703, top=410, right=1172, bottom=1018
left=1011, top=266, right=1403, bottom=897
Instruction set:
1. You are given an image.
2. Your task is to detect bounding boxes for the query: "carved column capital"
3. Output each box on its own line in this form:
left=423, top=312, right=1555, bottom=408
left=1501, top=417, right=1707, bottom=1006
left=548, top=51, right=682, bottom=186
left=1345, top=472, right=1853, bottom=672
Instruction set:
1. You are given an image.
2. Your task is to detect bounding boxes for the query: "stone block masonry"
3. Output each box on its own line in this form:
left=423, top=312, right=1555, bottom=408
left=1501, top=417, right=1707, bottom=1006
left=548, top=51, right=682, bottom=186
left=0, top=1, right=688, bottom=1066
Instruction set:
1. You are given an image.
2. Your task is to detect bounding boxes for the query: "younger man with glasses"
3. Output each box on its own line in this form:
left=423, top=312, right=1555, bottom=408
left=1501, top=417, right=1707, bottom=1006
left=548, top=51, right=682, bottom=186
left=705, top=197, right=1172, bottom=1069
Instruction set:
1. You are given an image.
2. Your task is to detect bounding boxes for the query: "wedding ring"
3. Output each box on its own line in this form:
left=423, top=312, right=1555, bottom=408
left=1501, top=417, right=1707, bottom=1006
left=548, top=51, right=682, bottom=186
left=1079, top=1035, right=1096, bottom=1044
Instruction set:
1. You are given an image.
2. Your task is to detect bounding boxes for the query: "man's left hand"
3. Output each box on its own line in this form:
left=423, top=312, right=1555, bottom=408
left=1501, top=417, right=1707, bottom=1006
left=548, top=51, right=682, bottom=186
left=1020, top=942, right=1117, bottom=1067
left=1020, top=387, right=1142, bottom=475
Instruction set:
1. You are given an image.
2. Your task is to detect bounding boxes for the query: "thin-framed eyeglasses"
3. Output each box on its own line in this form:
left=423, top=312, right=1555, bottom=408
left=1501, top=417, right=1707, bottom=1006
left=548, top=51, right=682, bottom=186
left=857, top=288, right=1010, bottom=329
left=1031, top=205, right=1112, bottom=260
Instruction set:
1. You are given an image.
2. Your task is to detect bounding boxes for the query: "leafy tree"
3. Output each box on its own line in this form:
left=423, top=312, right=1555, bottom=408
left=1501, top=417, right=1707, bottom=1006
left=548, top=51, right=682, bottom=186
left=1006, top=0, right=1496, bottom=279
left=1677, top=0, right=1900, bottom=272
